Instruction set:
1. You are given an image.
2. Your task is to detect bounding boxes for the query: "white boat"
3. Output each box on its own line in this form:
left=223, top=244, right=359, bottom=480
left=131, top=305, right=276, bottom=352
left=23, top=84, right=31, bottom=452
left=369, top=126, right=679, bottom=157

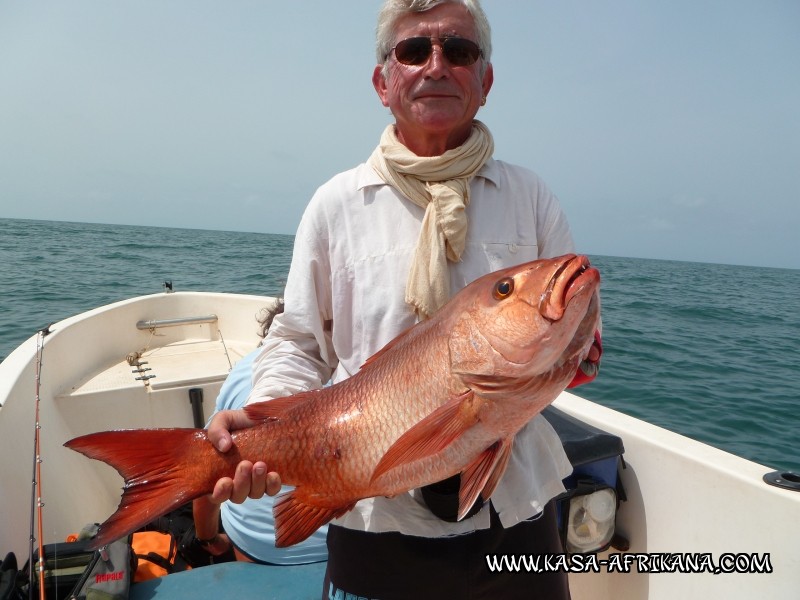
left=1, top=290, right=798, bottom=599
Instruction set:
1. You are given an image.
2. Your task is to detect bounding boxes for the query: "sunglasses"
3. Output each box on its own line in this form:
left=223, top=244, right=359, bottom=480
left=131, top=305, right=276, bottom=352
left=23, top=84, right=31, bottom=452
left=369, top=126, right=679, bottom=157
left=388, top=36, right=483, bottom=67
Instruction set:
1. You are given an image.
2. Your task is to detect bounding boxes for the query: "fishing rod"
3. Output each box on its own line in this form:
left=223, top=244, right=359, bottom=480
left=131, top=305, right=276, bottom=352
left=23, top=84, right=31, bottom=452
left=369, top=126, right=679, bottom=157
left=28, top=325, right=52, bottom=600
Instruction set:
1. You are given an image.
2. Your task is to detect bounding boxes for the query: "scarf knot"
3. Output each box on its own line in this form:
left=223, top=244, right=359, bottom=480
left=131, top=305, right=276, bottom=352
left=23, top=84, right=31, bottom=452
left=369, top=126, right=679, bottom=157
left=368, top=121, right=494, bottom=318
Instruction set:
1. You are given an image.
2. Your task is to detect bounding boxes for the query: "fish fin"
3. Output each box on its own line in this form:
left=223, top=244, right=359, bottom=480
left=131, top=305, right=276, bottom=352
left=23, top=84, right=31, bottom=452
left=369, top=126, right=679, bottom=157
left=273, top=490, right=354, bottom=548
left=457, top=438, right=513, bottom=520
left=477, top=437, right=513, bottom=501
left=369, top=390, right=478, bottom=484
left=65, top=429, right=218, bottom=549
left=244, top=392, right=314, bottom=421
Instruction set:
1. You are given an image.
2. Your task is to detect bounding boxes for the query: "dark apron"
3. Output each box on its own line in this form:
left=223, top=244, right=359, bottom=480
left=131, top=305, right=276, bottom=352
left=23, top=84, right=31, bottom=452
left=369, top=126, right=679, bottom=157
left=322, top=500, right=571, bottom=600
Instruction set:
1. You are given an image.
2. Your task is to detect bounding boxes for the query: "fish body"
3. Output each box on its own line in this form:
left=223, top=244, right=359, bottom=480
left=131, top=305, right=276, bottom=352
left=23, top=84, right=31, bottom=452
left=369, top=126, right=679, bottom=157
left=66, top=254, right=600, bottom=548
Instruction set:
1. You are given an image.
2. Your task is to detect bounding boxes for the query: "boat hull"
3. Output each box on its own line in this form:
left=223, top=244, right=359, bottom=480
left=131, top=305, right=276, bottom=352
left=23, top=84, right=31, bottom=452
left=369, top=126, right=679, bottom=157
left=0, top=291, right=271, bottom=559
left=556, top=392, right=799, bottom=599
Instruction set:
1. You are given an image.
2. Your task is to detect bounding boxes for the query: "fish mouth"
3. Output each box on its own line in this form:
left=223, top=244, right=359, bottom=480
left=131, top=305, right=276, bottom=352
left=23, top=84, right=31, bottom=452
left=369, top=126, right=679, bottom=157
left=539, top=255, right=599, bottom=321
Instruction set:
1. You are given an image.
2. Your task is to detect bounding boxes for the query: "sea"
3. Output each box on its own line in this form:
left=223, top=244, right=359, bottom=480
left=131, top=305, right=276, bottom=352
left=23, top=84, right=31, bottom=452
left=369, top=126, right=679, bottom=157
left=1, top=218, right=798, bottom=474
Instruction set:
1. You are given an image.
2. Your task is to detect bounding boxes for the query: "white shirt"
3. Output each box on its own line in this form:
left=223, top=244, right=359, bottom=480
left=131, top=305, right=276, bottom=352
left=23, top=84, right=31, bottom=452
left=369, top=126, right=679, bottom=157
left=248, top=158, right=574, bottom=536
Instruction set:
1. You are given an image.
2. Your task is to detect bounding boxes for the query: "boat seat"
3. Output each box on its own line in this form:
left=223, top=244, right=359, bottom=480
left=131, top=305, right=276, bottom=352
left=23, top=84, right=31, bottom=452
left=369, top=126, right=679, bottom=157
left=543, top=404, right=625, bottom=491
left=59, top=339, right=251, bottom=398
left=54, top=339, right=252, bottom=430
left=543, top=405, right=625, bottom=469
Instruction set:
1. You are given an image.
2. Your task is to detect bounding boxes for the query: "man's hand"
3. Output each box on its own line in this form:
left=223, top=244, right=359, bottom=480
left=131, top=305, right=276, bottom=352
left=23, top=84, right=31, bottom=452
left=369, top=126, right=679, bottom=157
left=207, top=409, right=283, bottom=503
left=201, top=532, right=233, bottom=557
left=568, top=332, right=602, bottom=388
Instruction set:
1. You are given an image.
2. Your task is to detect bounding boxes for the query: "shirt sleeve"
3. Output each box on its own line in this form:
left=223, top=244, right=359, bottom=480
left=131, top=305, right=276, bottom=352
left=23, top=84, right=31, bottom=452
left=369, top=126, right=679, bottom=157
left=533, top=176, right=576, bottom=259
left=246, top=196, right=337, bottom=404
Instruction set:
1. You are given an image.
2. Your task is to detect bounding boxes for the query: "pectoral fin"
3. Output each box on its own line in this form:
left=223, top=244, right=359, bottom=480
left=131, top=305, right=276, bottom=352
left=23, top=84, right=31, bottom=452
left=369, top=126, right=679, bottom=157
left=458, top=438, right=513, bottom=520
left=370, top=390, right=479, bottom=484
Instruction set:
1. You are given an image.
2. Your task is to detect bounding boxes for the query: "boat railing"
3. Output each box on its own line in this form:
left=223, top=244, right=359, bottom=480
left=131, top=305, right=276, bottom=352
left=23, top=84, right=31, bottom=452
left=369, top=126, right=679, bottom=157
left=135, top=315, right=218, bottom=330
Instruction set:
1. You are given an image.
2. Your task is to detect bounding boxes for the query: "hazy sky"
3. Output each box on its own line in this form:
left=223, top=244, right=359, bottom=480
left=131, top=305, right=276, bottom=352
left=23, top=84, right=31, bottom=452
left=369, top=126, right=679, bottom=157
left=1, top=1, right=798, bottom=269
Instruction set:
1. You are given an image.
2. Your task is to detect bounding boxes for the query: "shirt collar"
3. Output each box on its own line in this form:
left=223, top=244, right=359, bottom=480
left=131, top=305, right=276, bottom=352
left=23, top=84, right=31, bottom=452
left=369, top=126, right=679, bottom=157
left=357, top=157, right=501, bottom=191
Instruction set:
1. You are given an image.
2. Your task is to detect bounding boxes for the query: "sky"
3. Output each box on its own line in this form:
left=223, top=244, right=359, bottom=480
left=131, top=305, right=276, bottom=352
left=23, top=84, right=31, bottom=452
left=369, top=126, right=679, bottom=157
left=1, top=1, right=798, bottom=269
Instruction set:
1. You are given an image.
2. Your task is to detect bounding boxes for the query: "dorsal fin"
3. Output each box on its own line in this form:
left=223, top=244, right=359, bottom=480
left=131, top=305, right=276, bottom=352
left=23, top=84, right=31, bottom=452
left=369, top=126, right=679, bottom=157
left=244, top=391, right=318, bottom=421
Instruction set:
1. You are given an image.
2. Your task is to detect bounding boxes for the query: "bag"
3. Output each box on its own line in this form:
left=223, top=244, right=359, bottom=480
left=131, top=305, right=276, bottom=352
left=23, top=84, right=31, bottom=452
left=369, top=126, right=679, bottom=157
left=27, top=540, right=96, bottom=600
left=132, top=531, right=189, bottom=582
left=132, top=503, right=208, bottom=582
left=133, top=502, right=233, bottom=579
left=19, top=502, right=228, bottom=597
left=0, top=553, right=24, bottom=600
left=24, top=534, right=132, bottom=600
left=66, top=537, right=133, bottom=600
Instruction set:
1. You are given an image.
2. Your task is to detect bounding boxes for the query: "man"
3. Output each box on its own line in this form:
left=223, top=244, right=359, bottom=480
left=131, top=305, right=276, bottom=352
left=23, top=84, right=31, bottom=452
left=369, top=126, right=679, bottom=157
left=209, top=1, right=600, bottom=598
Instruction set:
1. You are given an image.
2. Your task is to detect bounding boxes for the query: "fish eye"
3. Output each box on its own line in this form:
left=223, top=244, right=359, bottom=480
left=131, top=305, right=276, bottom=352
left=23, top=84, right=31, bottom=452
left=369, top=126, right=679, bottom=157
left=493, top=277, right=514, bottom=300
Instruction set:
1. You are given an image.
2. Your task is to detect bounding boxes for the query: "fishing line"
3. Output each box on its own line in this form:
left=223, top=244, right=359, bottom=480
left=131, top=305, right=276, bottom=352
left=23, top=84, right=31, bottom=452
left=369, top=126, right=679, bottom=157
left=218, top=328, right=233, bottom=371
left=29, top=324, right=52, bottom=600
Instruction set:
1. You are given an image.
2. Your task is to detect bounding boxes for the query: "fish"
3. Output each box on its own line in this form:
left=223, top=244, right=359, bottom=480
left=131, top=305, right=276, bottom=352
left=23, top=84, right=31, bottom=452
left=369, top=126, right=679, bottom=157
left=66, top=254, right=600, bottom=549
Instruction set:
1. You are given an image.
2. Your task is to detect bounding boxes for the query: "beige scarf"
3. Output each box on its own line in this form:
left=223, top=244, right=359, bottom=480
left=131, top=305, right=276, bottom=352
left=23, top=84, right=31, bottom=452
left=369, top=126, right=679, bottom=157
left=367, top=121, right=494, bottom=318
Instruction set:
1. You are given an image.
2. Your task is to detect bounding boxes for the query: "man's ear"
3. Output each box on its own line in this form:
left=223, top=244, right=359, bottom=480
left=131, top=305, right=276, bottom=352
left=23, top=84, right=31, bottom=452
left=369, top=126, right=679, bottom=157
left=372, top=64, right=391, bottom=107
left=482, top=62, right=494, bottom=99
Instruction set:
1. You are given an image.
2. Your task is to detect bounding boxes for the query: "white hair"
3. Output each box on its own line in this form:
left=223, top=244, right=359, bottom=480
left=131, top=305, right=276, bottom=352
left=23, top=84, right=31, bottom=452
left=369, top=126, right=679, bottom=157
left=375, top=0, right=492, bottom=74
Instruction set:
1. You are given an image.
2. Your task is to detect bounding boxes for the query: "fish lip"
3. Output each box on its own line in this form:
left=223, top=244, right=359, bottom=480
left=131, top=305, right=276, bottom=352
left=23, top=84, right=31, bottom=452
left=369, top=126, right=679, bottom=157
left=539, top=255, right=599, bottom=320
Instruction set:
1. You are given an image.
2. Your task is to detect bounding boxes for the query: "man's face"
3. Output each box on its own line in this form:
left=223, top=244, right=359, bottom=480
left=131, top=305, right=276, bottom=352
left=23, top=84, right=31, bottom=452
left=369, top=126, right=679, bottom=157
left=373, top=3, right=493, bottom=155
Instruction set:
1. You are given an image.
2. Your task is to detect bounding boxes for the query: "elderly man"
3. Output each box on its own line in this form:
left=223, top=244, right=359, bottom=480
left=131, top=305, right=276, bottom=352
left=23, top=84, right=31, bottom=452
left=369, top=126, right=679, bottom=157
left=209, top=1, right=599, bottom=598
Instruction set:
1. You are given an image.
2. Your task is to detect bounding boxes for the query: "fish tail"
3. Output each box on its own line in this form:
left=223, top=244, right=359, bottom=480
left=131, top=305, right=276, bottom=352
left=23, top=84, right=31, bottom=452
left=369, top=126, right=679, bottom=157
left=65, top=428, right=221, bottom=549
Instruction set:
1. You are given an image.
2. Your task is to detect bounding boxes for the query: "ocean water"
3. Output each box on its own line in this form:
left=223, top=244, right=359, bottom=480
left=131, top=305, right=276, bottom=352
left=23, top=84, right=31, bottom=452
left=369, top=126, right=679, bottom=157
left=1, top=218, right=798, bottom=474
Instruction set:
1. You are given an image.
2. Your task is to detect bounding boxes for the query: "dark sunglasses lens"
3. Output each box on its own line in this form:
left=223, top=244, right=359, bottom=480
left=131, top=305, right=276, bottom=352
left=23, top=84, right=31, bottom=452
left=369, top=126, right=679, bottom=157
left=393, top=37, right=481, bottom=66
left=442, top=38, right=481, bottom=66
left=394, top=38, right=433, bottom=65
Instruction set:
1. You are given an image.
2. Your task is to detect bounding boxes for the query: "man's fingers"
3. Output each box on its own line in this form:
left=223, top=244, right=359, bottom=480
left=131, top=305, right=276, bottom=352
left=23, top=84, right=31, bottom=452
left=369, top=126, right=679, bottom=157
left=208, top=409, right=256, bottom=452
left=266, top=471, right=282, bottom=496
left=230, top=461, right=254, bottom=504
left=249, top=462, right=267, bottom=499
left=210, top=461, right=282, bottom=504
left=211, top=477, right=234, bottom=504
left=230, top=462, right=282, bottom=501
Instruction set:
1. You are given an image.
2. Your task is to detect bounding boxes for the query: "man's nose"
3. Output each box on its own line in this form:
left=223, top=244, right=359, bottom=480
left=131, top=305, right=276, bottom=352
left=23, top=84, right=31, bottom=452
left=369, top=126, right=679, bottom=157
left=423, top=43, right=449, bottom=78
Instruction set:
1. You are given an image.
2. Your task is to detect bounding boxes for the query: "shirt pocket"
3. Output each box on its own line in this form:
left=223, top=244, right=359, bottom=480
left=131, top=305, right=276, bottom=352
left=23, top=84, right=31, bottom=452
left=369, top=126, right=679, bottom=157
left=478, top=242, right=539, bottom=272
